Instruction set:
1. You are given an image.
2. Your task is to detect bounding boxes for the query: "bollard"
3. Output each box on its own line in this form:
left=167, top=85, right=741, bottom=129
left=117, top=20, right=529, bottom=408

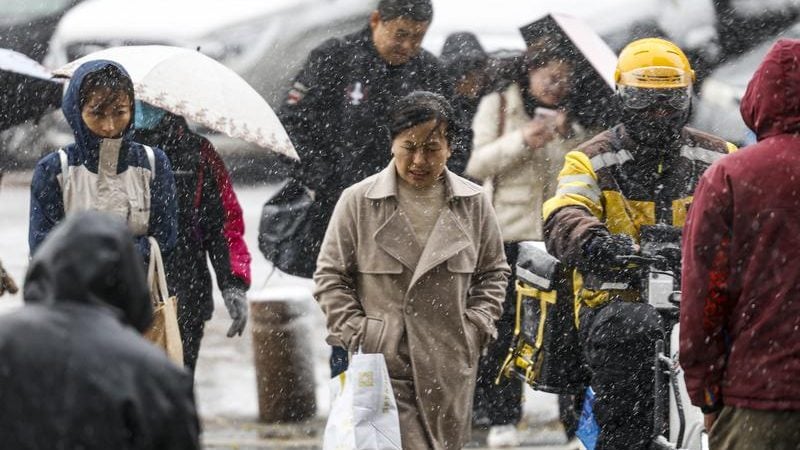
left=250, top=288, right=317, bottom=423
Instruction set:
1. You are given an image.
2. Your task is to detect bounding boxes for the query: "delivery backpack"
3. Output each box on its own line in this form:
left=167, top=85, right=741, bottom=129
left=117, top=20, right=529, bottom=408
left=257, top=177, right=321, bottom=279
left=497, top=241, right=588, bottom=394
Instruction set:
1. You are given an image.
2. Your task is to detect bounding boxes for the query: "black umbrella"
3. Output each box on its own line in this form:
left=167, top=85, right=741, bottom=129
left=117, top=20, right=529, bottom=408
left=0, top=48, right=63, bottom=131
left=520, top=13, right=619, bottom=129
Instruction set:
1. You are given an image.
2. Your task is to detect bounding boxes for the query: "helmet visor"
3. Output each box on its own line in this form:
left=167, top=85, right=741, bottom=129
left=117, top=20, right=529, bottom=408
left=618, top=66, right=693, bottom=89
left=618, top=85, right=692, bottom=111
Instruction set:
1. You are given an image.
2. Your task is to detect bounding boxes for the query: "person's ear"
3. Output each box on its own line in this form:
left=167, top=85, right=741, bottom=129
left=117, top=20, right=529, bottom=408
left=369, top=11, right=382, bottom=32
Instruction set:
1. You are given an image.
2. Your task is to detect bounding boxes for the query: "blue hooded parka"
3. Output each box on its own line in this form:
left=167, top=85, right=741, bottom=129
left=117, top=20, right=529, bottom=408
left=28, top=60, right=177, bottom=258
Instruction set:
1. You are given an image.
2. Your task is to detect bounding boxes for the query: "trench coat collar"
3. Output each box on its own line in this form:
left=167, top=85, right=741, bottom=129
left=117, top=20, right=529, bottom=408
left=409, top=208, right=473, bottom=287
left=368, top=161, right=479, bottom=287
left=365, top=160, right=481, bottom=201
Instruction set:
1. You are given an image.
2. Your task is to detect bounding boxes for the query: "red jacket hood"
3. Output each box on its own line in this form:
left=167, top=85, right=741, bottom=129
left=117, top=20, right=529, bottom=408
left=740, top=38, right=800, bottom=140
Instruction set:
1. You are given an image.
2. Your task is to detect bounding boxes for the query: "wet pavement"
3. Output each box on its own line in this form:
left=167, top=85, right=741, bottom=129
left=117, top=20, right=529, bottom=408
left=0, top=172, right=583, bottom=449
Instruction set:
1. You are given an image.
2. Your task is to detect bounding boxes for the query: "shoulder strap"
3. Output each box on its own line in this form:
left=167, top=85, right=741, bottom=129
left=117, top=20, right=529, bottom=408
left=194, top=147, right=206, bottom=210
left=146, top=237, right=169, bottom=305
left=143, top=145, right=155, bottom=181
left=57, top=149, right=68, bottom=209
left=58, top=148, right=68, bottom=181
left=497, top=92, right=507, bottom=137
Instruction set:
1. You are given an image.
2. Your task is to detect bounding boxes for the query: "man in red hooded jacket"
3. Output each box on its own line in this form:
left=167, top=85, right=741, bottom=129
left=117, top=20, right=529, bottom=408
left=680, top=38, right=800, bottom=449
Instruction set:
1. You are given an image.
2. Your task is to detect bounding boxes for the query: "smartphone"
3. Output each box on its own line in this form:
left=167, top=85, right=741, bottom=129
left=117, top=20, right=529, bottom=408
left=534, top=107, right=559, bottom=132
left=534, top=107, right=558, bottom=118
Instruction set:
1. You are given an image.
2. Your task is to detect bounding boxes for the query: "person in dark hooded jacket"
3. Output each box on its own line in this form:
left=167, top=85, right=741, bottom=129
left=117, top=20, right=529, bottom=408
left=440, top=32, right=490, bottom=175
left=680, top=38, right=800, bottom=449
left=440, top=32, right=489, bottom=125
left=0, top=211, right=200, bottom=450
left=28, top=60, right=177, bottom=259
left=133, top=104, right=251, bottom=374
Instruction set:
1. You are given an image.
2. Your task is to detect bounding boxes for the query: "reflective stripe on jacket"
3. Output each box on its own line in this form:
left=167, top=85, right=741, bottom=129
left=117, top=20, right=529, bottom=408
left=543, top=124, right=735, bottom=311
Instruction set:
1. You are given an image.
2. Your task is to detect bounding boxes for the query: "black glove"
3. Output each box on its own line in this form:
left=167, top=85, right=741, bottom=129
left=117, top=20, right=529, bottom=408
left=222, top=287, right=248, bottom=337
left=655, top=246, right=682, bottom=278
left=580, top=233, right=638, bottom=276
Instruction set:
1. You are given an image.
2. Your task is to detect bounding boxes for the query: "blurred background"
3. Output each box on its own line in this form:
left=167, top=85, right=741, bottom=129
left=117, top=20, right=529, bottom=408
left=2, top=1, right=800, bottom=447
left=1, top=0, right=799, bottom=177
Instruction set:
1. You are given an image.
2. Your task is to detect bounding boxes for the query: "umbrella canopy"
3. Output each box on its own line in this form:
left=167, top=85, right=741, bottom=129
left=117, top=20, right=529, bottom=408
left=54, top=45, right=298, bottom=160
left=0, top=49, right=63, bottom=131
left=520, top=13, right=620, bottom=128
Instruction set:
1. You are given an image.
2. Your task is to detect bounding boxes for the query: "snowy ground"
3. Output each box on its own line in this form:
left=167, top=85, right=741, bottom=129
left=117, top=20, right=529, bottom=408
left=0, top=173, right=577, bottom=448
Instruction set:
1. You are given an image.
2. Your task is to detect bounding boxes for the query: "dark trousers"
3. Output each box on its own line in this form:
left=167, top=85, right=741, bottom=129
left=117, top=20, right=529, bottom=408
left=472, top=242, right=523, bottom=426
left=579, top=301, right=664, bottom=450
left=710, top=406, right=800, bottom=450
left=177, top=303, right=206, bottom=376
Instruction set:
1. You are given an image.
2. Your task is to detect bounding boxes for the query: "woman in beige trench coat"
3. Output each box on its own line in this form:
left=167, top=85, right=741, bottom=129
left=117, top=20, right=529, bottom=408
left=314, top=92, right=510, bottom=450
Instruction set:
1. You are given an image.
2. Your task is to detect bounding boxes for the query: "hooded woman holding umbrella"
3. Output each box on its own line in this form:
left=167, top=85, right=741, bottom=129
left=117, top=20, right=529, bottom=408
left=465, top=14, right=616, bottom=446
left=28, top=60, right=177, bottom=259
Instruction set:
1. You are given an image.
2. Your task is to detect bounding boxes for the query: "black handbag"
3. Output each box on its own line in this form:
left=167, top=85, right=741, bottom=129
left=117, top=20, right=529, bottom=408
left=258, top=177, right=321, bottom=279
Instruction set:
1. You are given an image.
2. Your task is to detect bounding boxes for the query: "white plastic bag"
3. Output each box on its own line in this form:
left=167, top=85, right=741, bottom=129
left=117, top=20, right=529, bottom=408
left=323, top=353, right=402, bottom=450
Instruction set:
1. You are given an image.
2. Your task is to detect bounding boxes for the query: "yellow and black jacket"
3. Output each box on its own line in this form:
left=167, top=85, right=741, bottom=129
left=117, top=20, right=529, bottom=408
left=543, top=124, right=735, bottom=316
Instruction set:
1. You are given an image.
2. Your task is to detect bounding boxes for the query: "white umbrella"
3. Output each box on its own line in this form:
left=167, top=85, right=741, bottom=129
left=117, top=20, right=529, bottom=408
left=54, top=45, right=298, bottom=160
left=520, top=13, right=618, bottom=93
left=0, top=48, right=54, bottom=81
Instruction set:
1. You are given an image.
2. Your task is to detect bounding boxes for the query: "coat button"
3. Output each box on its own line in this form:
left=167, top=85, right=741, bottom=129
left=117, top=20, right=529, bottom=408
left=405, top=306, right=413, bottom=315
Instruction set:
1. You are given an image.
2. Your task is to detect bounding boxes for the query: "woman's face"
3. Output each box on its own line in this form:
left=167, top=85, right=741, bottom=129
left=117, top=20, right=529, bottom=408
left=455, top=69, right=488, bottom=99
left=81, top=87, right=132, bottom=139
left=528, top=60, right=572, bottom=107
left=392, top=119, right=451, bottom=189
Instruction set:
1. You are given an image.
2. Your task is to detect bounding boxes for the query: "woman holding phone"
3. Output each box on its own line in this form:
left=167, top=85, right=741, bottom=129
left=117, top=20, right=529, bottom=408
left=465, top=41, right=589, bottom=447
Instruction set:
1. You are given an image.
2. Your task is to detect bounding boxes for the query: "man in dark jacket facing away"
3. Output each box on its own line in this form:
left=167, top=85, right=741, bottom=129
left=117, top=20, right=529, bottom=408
left=681, top=38, right=800, bottom=449
left=279, top=0, right=457, bottom=375
left=0, top=211, right=200, bottom=449
left=134, top=105, right=251, bottom=375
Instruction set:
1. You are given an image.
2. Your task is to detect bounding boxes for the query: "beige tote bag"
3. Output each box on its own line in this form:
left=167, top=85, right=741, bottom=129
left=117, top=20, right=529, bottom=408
left=143, top=237, right=184, bottom=366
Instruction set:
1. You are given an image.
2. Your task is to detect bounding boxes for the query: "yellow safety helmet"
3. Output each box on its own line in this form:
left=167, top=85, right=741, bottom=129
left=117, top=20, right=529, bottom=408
left=615, top=38, right=695, bottom=89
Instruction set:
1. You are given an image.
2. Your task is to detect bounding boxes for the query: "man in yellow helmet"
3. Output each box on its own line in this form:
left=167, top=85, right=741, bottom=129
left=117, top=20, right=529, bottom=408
left=543, top=38, right=736, bottom=449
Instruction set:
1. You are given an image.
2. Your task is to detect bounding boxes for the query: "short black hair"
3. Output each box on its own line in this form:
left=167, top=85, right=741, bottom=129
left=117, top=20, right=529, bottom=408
left=388, top=91, right=455, bottom=143
left=79, top=64, right=134, bottom=110
left=377, top=0, right=433, bottom=22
